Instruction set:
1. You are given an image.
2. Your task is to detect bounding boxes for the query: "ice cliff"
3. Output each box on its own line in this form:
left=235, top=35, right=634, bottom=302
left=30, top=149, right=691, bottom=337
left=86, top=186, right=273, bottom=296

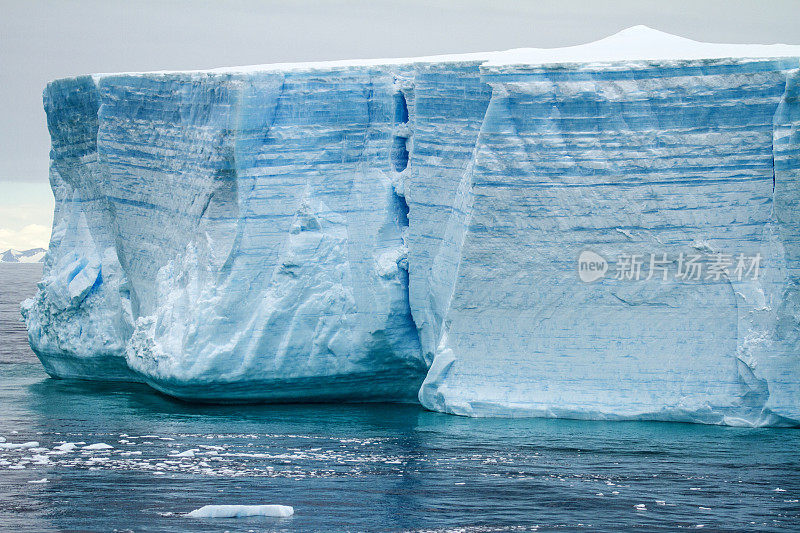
left=23, top=27, right=800, bottom=426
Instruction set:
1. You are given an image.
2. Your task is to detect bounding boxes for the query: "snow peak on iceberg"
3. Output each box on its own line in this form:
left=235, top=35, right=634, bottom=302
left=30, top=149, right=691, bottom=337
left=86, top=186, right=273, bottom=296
left=23, top=27, right=800, bottom=426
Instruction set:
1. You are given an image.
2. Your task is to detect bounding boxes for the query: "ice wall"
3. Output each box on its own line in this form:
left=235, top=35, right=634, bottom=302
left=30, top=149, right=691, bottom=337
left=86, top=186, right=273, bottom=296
left=404, top=61, right=493, bottom=364
left=24, top=27, right=800, bottom=425
left=26, top=66, right=434, bottom=401
left=22, top=77, right=135, bottom=381
left=112, top=67, right=429, bottom=401
left=419, top=29, right=800, bottom=426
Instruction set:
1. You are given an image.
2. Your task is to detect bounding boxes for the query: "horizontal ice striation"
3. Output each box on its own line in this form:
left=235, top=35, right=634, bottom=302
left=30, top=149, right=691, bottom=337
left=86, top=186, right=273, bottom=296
left=27, top=66, right=433, bottom=401
left=419, top=29, right=800, bottom=426
left=404, top=61, right=492, bottom=364
left=21, top=77, right=135, bottom=381
left=109, top=67, right=433, bottom=401
left=24, top=27, right=800, bottom=424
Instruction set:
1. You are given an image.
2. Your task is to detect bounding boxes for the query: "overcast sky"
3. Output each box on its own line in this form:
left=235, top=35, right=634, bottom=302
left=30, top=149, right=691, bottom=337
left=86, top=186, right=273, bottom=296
left=1, top=0, right=799, bottom=249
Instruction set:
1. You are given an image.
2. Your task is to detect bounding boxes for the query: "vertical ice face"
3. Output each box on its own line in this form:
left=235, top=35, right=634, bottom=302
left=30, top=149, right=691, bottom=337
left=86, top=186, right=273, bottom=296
left=418, top=28, right=800, bottom=426
left=21, top=77, right=135, bottom=380
left=23, top=27, right=800, bottom=424
left=26, top=65, right=433, bottom=400
left=404, top=61, right=493, bottom=364
left=767, top=69, right=800, bottom=422
left=99, top=67, right=428, bottom=401
left=95, top=73, right=245, bottom=318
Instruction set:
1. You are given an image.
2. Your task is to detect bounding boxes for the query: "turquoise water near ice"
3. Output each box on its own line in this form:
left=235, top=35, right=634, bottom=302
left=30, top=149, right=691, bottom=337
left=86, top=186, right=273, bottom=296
left=1, top=264, right=799, bottom=531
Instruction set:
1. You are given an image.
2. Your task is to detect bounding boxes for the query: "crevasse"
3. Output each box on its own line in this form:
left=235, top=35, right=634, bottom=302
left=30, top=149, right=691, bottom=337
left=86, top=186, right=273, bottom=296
left=22, top=27, right=800, bottom=426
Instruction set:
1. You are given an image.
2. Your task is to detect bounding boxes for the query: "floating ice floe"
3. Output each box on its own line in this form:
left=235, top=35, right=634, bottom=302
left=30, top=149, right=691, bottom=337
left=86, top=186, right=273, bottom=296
left=0, top=441, right=39, bottom=450
left=82, top=443, right=113, bottom=450
left=170, top=449, right=198, bottom=458
left=185, top=505, right=294, bottom=518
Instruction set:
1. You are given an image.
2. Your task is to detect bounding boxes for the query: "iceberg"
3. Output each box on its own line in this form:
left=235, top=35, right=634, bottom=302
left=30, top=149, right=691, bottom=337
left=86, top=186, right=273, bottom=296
left=23, top=26, right=800, bottom=426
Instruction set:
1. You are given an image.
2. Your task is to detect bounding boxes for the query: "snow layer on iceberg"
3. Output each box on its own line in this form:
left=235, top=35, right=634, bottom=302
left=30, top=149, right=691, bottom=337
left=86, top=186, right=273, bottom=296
left=23, top=26, right=800, bottom=425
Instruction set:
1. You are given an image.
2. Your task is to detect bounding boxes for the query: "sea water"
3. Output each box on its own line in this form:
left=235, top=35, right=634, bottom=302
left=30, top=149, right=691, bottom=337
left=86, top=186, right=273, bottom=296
left=1, top=264, right=798, bottom=531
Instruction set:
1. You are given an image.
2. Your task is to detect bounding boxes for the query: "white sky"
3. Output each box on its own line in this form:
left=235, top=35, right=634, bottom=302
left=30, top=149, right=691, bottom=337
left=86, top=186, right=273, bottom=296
left=1, top=0, right=798, bottom=250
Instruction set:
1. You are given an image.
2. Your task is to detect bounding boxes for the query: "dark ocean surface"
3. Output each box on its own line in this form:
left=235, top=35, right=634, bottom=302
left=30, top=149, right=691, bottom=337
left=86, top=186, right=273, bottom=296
left=0, top=263, right=798, bottom=531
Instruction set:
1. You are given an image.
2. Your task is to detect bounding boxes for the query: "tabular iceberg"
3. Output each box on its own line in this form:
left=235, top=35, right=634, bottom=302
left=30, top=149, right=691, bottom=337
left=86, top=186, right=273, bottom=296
left=23, top=27, right=800, bottom=426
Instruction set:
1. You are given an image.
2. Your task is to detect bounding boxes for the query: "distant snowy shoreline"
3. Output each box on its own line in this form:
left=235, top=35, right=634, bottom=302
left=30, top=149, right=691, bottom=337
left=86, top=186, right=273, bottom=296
left=0, top=248, right=45, bottom=263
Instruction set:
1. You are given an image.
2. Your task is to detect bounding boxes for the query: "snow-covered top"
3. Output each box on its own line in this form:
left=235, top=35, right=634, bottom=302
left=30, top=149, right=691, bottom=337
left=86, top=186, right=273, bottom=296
left=85, top=26, right=798, bottom=80
left=210, top=51, right=490, bottom=73
left=484, top=25, right=800, bottom=67
left=92, top=51, right=491, bottom=79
